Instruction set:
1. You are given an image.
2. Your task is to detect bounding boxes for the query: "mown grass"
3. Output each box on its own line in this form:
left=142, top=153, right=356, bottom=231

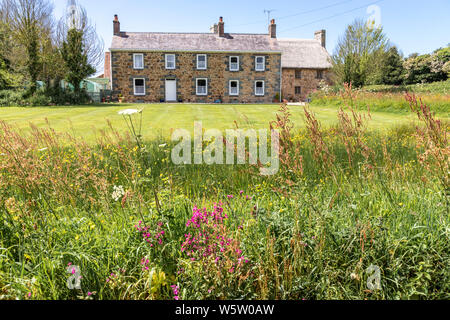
left=0, top=92, right=449, bottom=300
left=0, top=103, right=448, bottom=142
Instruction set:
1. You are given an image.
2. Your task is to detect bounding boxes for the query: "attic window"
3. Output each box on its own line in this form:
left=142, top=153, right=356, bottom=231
left=133, top=54, right=144, bottom=69
left=295, top=70, right=302, bottom=79
left=165, top=54, right=176, bottom=69
left=255, top=56, right=265, bottom=71
left=229, top=56, right=239, bottom=71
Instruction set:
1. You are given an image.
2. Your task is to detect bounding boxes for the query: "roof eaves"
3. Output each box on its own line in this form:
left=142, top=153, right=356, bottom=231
left=109, top=48, right=282, bottom=54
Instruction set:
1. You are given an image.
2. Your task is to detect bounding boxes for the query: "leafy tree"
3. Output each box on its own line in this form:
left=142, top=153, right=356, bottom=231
left=0, top=15, right=22, bottom=89
left=379, top=46, right=405, bottom=85
left=1, top=0, right=53, bottom=93
left=57, top=0, right=104, bottom=73
left=60, top=27, right=95, bottom=94
left=443, top=61, right=450, bottom=78
left=332, top=19, right=390, bottom=87
left=404, top=46, right=449, bottom=84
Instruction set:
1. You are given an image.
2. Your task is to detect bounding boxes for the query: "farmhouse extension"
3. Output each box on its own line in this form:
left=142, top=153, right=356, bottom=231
left=106, top=16, right=332, bottom=103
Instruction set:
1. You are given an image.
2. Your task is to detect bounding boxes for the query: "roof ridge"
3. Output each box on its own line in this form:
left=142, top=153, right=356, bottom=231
left=121, top=31, right=270, bottom=36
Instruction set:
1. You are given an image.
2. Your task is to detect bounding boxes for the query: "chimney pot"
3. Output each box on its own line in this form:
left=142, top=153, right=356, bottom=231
left=113, top=15, right=120, bottom=36
left=218, top=17, right=225, bottom=37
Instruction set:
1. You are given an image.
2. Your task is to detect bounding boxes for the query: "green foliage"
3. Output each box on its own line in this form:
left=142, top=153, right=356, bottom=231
left=377, top=46, right=405, bottom=85
left=0, top=87, right=90, bottom=106
left=332, top=19, right=390, bottom=87
left=311, top=84, right=450, bottom=114
left=364, top=79, right=450, bottom=95
left=0, top=97, right=448, bottom=300
left=60, top=28, right=95, bottom=94
left=404, top=46, right=450, bottom=84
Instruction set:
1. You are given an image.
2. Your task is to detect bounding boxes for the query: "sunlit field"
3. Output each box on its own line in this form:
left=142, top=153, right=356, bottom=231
left=1, top=102, right=447, bottom=142
left=0, top=90, right=449, bottom=300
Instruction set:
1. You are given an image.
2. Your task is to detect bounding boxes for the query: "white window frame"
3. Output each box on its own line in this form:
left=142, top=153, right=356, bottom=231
left=165, top=54, right=176, bottom=70
left=229, top=80, right=239, bottom=96
left=197, top=54, right=207, bottom=70
left=133, top=53, right=144, bottom=70
left=255, top=80, right=265, bottom=96
left=229, top=56, right=239, bottom=72
left=196, top=78, right=208, bottom=96
left=133, top=78, right=146, bottom=96
left=255, top=56, right=265, bottom=71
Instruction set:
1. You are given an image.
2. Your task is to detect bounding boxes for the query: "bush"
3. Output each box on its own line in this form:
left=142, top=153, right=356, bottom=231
left=0, top=89, right=26, bottom=106
left=0, top=87, right=91, bottom=107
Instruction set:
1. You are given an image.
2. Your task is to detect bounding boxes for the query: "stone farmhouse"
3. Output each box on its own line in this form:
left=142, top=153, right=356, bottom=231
left=106, top=16, right=332, bottom=103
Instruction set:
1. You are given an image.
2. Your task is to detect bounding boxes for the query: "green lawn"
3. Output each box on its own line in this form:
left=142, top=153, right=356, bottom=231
left=0, top=103, right=446, bottom=142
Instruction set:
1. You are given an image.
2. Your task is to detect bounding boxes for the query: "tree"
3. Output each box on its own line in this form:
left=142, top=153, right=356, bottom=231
left=403, top=46, right=449, bottom=84
left=0, top=8, right=23, bottom=89
left=57, top=0, right=104, bottom=73
left=1, top=0, right=54, bottom=93
left=443, top=61, right=450, bottom=78
left=332, top=19, right=390, bottom=87
left=60, top=27, right=95, bottom=94
left=379, top=46, right=405, bottom=85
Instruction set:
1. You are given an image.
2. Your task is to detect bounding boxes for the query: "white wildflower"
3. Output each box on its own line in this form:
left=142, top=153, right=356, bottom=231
left=159, top=144, right=167, bottom=148
left=118, top=109, right=142, bottom=116
left=112, top=185, right=125, bottom=202
left=39, top=148, right=48, bottom=152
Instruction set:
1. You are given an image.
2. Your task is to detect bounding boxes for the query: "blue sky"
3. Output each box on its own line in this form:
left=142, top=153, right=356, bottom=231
left=53, top=0, right=449, bottom=64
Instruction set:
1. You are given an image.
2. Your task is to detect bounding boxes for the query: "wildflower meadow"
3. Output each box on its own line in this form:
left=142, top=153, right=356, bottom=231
left=0, top=87, right=448, bottom=300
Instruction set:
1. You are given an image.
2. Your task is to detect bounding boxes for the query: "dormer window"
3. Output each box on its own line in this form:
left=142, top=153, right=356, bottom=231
left=165, top=54, right=176, bottom=69
left=197, top=54, right=207, bottom=70
left=255, top=56, right=265, bottom=71
left=133, top=54, right=144, bottom=69
left=229, top=56, right=239, bottom=71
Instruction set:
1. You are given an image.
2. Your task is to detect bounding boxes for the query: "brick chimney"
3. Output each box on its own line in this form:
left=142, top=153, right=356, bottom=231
left=113, top=15, right=120, bottom=36
left=269, top=19, right=277, bottom=38
left=314, top=30, right=326, bottom=48
left=217, top=17, right=225, bottom=37
left=104, top=52, right=111, bottom=80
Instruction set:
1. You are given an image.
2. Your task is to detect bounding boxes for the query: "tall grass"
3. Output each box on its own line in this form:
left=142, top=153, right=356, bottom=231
left=0, top=90, right=448, bottom=300
left=311, top=82, right=450, bottom=114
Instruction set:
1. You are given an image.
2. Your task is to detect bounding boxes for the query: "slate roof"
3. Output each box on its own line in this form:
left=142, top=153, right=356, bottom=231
left=110, top=32, right=281, bottom=53
left=110, top=32, right=332, bottom=69
left=278, top=39, right=332, bottom=69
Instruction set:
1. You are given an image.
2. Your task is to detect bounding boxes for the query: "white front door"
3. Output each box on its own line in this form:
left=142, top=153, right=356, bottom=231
left=165, top=80, right=177, bottom=102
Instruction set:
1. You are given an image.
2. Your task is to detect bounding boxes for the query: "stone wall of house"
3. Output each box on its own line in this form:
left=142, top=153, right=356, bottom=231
left=282, top=68, right=332, bottom=102
left=111, top=51, right=282, bottom=103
